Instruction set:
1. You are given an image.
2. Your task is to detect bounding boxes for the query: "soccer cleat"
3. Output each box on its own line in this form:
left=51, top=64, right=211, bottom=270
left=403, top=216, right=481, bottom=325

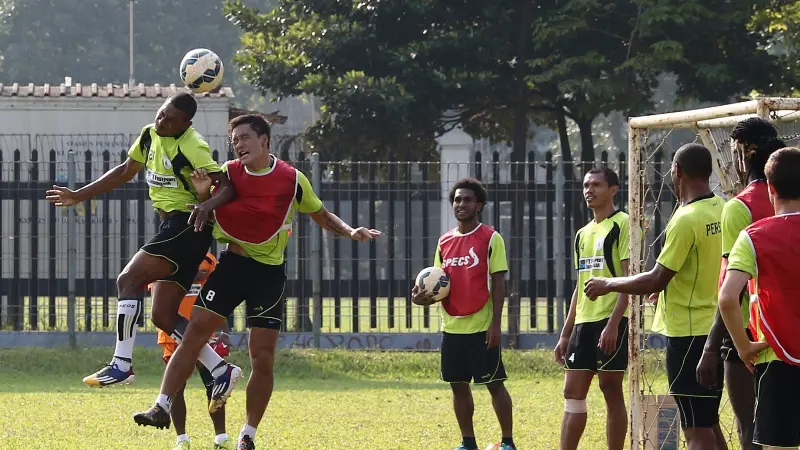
left=454, top=445, right=477, bottom=450
left=237, top=435, right=255, bottom=450
left=213, top=437, right=236, bottom=450
left=208, top=363, right=244, bottom=413
left=132, top=404, right=171, bottom=430
left=82, top=362, right=135, bottom=387
left=172, top=440, right=191, bottom=450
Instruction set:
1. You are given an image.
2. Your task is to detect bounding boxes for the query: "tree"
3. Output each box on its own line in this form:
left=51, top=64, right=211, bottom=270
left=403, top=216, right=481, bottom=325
left=0, top=0, right=265, bottom=107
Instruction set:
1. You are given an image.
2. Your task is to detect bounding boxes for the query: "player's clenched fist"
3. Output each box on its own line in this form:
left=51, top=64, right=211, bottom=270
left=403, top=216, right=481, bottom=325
left=583, top=277, right=612, bottom=300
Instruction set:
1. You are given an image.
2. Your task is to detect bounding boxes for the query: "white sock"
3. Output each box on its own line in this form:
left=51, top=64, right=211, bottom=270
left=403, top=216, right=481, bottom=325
left=176, top=434, right=189, bottom=444
left=239, top=424, right=257, bottom=441
left=155, top=393, right=172, bottom=414
left=113, top=299, right=140, bottom=371
left=198, top=344, right=226, bottom=376
left=215, top=433, right=229, bottom=445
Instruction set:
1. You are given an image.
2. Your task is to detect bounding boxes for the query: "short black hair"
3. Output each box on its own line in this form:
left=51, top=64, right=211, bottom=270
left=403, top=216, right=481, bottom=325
left=674, top=143, right=713, bottom=179
left=585, top=166, right=619, bottom=187
left=765, top=147, right=800, bottom=200
left=228, top=114, right=271, bottom=141
left=168, top=92, right=197, bottom=121
left=448, top=177, right=487, bottom=204
left=730, top=117, right=786, bottom=179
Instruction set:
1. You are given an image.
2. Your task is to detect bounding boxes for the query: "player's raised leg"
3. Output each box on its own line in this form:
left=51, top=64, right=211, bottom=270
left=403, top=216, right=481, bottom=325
left=82, top=250, right=174, bottom=387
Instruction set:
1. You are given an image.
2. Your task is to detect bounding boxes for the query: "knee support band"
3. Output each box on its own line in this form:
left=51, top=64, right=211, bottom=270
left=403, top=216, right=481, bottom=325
left=564, top=398, right=588, bottom=414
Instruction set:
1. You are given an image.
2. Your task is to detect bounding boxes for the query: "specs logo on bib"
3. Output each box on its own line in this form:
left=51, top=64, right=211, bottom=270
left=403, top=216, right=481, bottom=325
left=442, top=246, right=480, bottom=269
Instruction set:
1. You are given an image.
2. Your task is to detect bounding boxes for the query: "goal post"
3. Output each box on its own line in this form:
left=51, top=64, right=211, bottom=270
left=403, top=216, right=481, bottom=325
left=626, top=97, right=800, bottom=450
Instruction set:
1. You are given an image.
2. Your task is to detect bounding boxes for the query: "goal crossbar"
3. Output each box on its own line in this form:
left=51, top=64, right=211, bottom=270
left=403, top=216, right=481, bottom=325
left=629, top=97, right=800, bottom=129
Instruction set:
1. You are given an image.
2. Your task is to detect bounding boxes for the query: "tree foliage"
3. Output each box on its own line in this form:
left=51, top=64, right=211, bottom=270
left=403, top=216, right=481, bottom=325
left=0, top=0, right=264, bottom=106
left=225, top=0, right=790, bottom=162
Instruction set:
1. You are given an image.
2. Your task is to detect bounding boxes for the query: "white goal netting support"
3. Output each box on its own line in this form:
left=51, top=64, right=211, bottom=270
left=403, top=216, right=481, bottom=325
left=627, top=97, right=800, bottom=450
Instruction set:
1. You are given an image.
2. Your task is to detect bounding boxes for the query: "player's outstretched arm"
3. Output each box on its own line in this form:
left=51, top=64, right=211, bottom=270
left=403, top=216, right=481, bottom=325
left=584, top=263, right=675, bottom=299
left=46, top=158, right=143, bottom=207
left=309, top=207, right=381, bottom=241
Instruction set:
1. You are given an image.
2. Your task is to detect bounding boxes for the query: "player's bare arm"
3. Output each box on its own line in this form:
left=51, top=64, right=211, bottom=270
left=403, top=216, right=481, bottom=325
left=309, top=207, right=382, bottom=241
left=598, top=259, right=630, bottom=355
left=555, top=286, right=579, bottom=364
left=584, top=263, right=675, bottom=300
left=486, top=271, right=507, bottom=348
left=187, top=171, right=236, bottom=231
left=719, top=269, right=769, bottom=370
left=45, top=157, right=143, bottom=206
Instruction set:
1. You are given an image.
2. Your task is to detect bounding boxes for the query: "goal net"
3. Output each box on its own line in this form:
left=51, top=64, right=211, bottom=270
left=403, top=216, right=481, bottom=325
left=626, top=98, right=800, bottom=450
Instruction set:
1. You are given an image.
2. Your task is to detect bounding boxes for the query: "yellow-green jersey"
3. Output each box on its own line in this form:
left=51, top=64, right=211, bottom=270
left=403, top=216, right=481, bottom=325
left=727, top=230, right=779, bottom=363
left=433, top=226, right=508, bottom=334
left=653, top=194, right=724, bottom=337
left=212, top=158, right=323, bottom=266
left=127, top=124, right=221, bottom=213
left=573, top=210, right=630, bottom=324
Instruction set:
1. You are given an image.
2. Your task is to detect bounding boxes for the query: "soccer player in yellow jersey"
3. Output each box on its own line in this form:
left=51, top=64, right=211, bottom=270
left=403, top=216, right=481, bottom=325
left=700, top=117, right=784, bottom=450
left=46, top=93, right=241, bottom=400
left=585, top=143, right=727, bottom=449
left=720, top=147, right=800, bottom=450
left=555, top=167, right=629, bottom=450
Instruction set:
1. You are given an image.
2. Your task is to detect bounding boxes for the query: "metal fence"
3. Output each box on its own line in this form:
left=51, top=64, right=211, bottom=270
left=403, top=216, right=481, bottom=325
left=0, top=133, right=680, bottom=348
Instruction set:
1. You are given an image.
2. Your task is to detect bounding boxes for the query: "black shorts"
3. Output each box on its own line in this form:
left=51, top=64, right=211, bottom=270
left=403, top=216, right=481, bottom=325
left=753, top=360, right=800, bottom=448
left=565, top=317, right=628, bottom=372
left=441, top=331, right=507, bottom=384
left=666, top=336, right=723, bottom=428
left=721, top=328, right=755, bottom=362
left=141, top=212, right=213, bottom=292
left=195, top=251, right=286, bottom=330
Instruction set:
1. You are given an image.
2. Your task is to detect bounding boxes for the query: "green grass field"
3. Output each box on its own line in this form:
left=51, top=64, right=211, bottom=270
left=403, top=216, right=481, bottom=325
left=0, top=348, right=740, bottom=450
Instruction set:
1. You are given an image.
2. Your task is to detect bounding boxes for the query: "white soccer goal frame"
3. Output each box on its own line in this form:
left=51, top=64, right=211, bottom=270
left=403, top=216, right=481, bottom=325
left=627, top=97, right=800, bottom=450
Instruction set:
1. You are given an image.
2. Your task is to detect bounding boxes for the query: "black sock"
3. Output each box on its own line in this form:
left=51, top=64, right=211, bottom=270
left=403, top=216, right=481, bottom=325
left=462, top=436, right=478, bottom=449
left=501, top=437, right=515, bottom=449
left=170, top=315, right=190, bottom=343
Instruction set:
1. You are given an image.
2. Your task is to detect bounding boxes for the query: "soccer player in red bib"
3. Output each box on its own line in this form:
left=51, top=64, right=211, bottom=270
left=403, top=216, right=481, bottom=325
left=413, top=178, right=515, bottom=450
left=134, top=114, right=381, bottom=450
left=719, top=147, right=800, bottom=450
left=699, top=117, right=784, bottom=450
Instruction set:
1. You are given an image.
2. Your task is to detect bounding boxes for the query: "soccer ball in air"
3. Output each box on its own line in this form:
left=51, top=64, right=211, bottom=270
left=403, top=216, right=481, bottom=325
left=415, top=267, right=450, bottom=302
left=179, top=48, right=224, bottom=93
